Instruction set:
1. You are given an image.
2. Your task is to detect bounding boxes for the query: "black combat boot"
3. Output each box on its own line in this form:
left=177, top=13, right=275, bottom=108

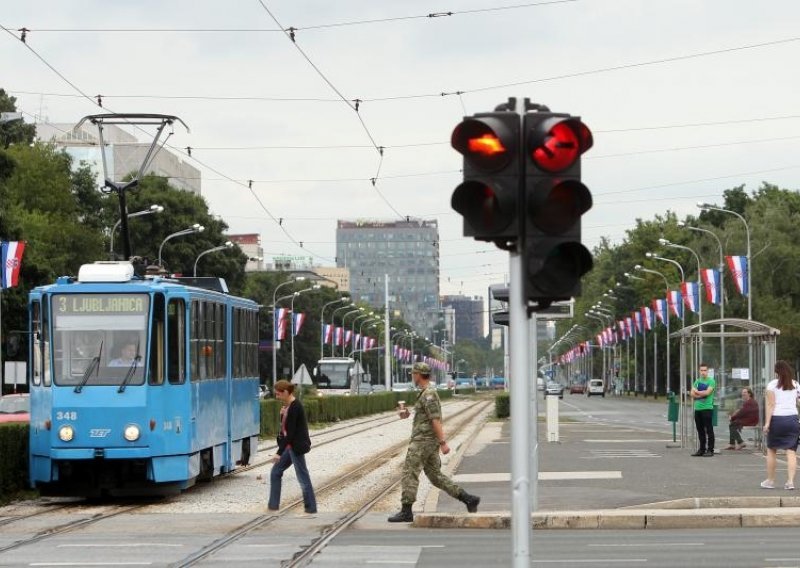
left=387, top=504, right=414, bottom=523
left=458, top=490, right=481, bottom=513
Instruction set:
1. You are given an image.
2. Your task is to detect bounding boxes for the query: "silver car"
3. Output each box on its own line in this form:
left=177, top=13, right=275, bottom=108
left=545, top=381, right=564, bottom=399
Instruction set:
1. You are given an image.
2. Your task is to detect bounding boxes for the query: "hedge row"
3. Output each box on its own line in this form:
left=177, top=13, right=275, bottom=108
left=0, top=424, right=29, bottom=501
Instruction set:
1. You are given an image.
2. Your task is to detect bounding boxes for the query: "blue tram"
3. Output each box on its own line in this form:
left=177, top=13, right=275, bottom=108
left=28, top=261, right=261, bottom=497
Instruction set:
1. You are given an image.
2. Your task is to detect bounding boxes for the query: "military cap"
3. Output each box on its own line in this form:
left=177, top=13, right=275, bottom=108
left=412, top=362, right=431, bottom=375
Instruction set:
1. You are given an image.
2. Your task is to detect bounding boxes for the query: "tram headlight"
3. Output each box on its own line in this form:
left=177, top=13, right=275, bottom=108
left=58, top=425, right=74, bottom=442
left=123, top=424, right=141, bottom=442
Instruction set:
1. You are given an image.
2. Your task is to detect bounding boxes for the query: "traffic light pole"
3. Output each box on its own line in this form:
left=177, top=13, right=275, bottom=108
left=509, top=251, right=532, bottom=566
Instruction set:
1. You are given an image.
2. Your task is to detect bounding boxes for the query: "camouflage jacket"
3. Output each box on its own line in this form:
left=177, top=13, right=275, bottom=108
left=411, top=385, right=442, bottom=442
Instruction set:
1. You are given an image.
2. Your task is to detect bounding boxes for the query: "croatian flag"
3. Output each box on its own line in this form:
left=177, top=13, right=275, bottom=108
left=334, top=326, right=344, bottom=346
left=681, top=281, right=700, bottom=314
left=626, top=317, right=634, bottom=338
left=344, top=330, right=352, bottom=346
left=618, top=320, right=627, bottom=340
left=1, top=241, right=25, bottom=289
left=275, top=308, right=289, bottom=340
left=292, top=312, right=305, bottom=336
left=641, top=306, right=654, bottom=331
left=701, top=268, right=721, bottom=305
left=633, top=311, right=643, bottom=334
left=323, top=324, right=333, bottom=345
left=653, top=298, right=668, bottom=325
left=726, top=255, right=748, bottom=297
left=668, top=290, right=683, bottom=319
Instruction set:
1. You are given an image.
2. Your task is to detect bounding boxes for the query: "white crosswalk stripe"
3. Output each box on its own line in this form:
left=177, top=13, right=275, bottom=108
left=583, top=449, right=661, bottom=459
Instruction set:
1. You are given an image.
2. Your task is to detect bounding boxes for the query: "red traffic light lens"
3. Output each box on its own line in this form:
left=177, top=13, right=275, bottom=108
left=468, top=134, right=506, bottom=157
left=531, top=120, right=593, bottom=173
left=451, top=180, right=515, bottom=234
left=452, top=118, right=515, bottom=172
left=530, top=180, right=592, bottom=235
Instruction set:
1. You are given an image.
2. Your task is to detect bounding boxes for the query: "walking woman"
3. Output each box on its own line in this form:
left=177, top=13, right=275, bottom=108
left=268, top=380, right=317, bottom=515
left=761, top=360, right=799, bottom=490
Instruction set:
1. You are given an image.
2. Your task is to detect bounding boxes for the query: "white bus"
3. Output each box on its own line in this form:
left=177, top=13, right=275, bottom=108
left=313, top=357, right=373, bottom=395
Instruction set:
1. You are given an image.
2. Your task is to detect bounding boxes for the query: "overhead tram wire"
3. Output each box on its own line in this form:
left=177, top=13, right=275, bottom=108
left=255, top=0, right=409, bottom=220
left=0, top=25, right=334, bottom=264
left=16, top=1, right=582, bottom=34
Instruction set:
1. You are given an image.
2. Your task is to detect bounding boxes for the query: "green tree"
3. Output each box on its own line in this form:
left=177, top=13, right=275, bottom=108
left=0, top=89, right=35, bottom=148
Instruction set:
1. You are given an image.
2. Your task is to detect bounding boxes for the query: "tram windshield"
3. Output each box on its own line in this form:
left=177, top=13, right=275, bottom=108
left=315, top=361, right=352, bottom=389
left=51, top=293, right=149, bottom=388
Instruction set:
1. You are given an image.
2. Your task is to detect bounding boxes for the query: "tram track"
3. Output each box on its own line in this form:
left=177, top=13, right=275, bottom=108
left=170, top=399, right=491, bottom=567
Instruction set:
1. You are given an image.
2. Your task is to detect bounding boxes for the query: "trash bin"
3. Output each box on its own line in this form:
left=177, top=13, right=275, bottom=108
left=667, top=392, right=679, bottom=422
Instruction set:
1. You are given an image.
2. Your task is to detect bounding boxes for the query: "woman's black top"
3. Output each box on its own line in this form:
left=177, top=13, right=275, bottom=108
left=277, top=399, right=311, bottom=455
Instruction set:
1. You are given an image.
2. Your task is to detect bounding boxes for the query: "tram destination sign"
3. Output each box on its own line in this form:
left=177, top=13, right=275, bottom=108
left=55, top=294, right=148, bottom=315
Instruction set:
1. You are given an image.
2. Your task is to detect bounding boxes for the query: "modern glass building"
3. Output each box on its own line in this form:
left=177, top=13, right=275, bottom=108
left=336, top=219, right=440, bottom=336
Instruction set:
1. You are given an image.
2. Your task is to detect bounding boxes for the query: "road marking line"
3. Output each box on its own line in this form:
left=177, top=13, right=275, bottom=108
left=454, top=471, right=622, bottom=482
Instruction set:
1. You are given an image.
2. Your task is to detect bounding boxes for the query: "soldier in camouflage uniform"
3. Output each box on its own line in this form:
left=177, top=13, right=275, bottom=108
left=388, top=361, right=480, bottom=523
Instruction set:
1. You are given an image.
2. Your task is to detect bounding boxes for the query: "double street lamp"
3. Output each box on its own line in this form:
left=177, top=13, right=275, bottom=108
left=110, top=204, right=164, bottom=259
left=272, top=277, right=306, bottom=384
left=320, top=297, right=349, bottom=360
left=291, top=286, right=321, bottom=378
left=157, top=224, right=204, bottom=268
left=193, top=241, right=234, bottom=277
left=698, top=202, right=751, bottom=320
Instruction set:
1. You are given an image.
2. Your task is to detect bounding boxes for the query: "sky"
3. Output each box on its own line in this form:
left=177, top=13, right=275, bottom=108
left=3, top=0, right=800, bottom=307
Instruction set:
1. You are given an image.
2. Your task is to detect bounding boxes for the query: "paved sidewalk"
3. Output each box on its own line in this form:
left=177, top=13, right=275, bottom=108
left=419, top=410, right=800, bottom=529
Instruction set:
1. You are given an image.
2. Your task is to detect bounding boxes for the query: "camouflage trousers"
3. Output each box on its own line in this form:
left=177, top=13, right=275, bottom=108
left=400, top=440, right=462, bottom=506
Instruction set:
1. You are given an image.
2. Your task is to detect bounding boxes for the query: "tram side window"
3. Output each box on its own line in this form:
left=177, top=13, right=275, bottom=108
left=248, top=310, right=259, bottom=377
left=149, top=293, right=165, bottom=386
left=31, top=301, right=42, bottom=386
left=232, top=308, right=241, bottom=377
left=204, top=301, right=214, bottom=380
left=42, top=297, right=51, bottom=386
left=215, top=303, right=226, bottom=379
left=190, top=300, right=201, bottom=382
left=167, top=298, right=186, bottom=384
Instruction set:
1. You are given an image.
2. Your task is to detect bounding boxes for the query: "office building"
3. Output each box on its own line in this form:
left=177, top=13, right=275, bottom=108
left=441, top=294, right=484, bottom=343
left=336, top=219, right=439, bottom=336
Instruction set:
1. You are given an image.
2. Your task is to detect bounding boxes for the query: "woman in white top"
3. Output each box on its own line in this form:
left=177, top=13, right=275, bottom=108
left=762, top=360, right=800, bottom=490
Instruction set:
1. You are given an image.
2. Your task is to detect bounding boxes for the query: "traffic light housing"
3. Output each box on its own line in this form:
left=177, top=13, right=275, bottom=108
left=451, top=111, right=521, bottom=249
left=523, top=112, right=593, bottom=305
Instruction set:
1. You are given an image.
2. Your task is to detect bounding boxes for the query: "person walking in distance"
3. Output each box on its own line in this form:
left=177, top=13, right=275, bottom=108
left=761, top=360, right=799, bottom=490
left=691, top=363, right=716, bottom=457
left=388, top=362, right=480, bottom=523
left=268, top=380, right=317, bottom=516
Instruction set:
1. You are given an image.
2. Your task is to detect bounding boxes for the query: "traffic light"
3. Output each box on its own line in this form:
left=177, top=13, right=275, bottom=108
left=451, top=111, right=521, bottom=248
left=523, top=112, right=593, bottom=305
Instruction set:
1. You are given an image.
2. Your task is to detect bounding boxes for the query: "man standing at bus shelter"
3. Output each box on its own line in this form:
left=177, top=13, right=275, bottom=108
left=388, top=362, right=480, bottom=522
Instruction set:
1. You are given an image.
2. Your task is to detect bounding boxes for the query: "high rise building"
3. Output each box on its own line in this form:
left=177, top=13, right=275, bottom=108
left=336, top=219, right=439, bottom=336
left=441, top=295, right=484, bottom=342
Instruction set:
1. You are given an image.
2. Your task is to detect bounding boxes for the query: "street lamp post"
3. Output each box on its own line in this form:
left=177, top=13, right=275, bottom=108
left=636, top=264, right=671, bottom=397
left=339, top=309, right=363, bottom=357
left=351, top=313, right=374, bottom=357
left=320, top=297, right=349, bottom=360
left=157, top=224, right=204, bottom=268
left=291, top=286, right=320, bottom=379
left=329, top=304, right=356, bottom=357
left=659, top=238, right=704, bottom=359
left=272, top=277, right=306, bottom=385
left=678, top=221, right=727, bottom=393
left=193, top=241, right=234, bottom=277
left=698, top=202, right=751, bottom=320
left=110, top=204, right=164, bottom=259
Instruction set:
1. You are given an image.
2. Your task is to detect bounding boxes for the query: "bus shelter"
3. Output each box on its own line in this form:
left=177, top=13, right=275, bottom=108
left=672, top=318, right=779, bottom=451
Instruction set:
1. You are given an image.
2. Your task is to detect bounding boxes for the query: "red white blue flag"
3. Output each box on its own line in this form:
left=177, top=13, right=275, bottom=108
left=1, top=241, right=25, bottom=289
left=652, top=298, right=668, bottom=325
left=726, top=255, right=748, bottom=297
left=681, top=281, right=700, bottom=314
left=323, top=324, right=333, bottom=344
left=633, top=311, right=643, bottom=334
left=275, top=308, right=289, bottom=340
left=641, top=306, right=654, bottom=331
left=292, top=312, right=305, bottom=336
left=668, top=290, right=683, bottom=319
left=334, top=326, right=344, bottom=346
left=701, top=268, right=721, bottom=305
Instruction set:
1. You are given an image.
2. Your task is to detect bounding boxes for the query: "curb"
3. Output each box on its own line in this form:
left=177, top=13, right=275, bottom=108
left=413, top=507, right=800, bottom=530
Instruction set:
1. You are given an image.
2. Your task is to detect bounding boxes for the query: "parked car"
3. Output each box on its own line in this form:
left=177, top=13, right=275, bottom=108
left=569, top=382, right=586, bottom=394
left=545, top=381, right=564, bottom=399
left=587, top=379, right=605, bottom=397
left=0, top=393, right=30, bottom=424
